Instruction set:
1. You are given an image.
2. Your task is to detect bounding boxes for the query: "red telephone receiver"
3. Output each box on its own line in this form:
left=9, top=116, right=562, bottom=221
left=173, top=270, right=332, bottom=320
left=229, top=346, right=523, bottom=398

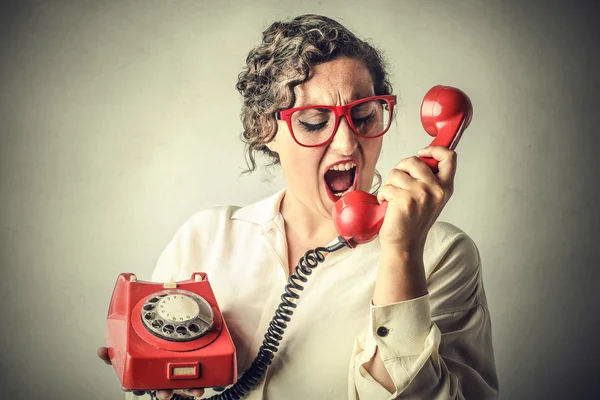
left=332, top=85, right=473, bottom=246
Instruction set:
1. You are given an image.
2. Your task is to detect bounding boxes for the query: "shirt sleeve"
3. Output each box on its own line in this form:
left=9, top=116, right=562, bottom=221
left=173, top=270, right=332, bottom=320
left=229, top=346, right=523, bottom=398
left=348, top=228, right=499, bottom=399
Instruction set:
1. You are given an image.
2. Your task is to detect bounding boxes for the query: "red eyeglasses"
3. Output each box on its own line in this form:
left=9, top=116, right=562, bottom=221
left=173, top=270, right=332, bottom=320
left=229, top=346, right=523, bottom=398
left=276, top=95, right=397, bottom=147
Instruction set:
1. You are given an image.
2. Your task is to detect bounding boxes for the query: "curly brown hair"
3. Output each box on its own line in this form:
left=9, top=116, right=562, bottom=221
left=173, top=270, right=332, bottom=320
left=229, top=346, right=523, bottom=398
left=236, top=14, right=394, bottom=186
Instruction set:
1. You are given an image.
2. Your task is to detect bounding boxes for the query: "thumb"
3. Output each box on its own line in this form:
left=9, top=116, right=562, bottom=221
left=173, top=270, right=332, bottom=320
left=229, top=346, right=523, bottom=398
left=96, top=347, right=112, bottom=365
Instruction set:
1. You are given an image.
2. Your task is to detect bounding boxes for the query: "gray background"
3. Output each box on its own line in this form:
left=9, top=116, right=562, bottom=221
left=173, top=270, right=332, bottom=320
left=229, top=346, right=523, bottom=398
left=1, top=0, right=598, bottom=399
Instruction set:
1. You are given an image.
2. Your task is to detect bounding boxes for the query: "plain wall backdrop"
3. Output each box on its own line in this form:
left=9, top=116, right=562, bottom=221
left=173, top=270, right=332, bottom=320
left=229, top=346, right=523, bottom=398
left=1, top=0, right=599, bottom=399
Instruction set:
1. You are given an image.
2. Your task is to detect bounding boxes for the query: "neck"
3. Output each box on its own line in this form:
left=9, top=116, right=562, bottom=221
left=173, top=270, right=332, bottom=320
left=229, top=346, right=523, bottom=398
left=279, top=191, right=338, bottom=246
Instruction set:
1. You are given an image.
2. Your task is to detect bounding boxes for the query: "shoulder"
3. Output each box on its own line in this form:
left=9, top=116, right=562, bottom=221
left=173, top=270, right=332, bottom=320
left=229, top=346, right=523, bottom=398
left=185, top=204, right=242, bottom=229
left=425, top=221, right=480, bottom=270
left=169, top=205, right=242, bottom=243
left=178, top=189, right=285, bottom=234
left=152, top=190, right=285, bottom=282
left=424, top=221, right=483, bottom=311
left=151, top=205, right=243, bottom=281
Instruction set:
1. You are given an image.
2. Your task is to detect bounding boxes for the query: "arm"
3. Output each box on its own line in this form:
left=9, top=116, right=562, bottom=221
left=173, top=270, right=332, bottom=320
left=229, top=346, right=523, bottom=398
left=349, top=147, right=498, bottom=399
left=348, top=228, right=498, bottom=399
left=362, top=246, right=428, bottom=393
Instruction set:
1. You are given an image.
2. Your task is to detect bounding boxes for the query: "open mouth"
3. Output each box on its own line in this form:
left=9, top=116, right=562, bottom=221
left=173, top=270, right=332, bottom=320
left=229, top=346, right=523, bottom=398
left=323, top=161, right=358, bottom=202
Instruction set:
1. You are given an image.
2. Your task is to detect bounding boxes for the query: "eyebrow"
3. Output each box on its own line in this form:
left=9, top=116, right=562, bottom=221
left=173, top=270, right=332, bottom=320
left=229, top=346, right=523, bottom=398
left=297, top=106, right=332, bottom=112
left=298, top=93, right=375, bottom=109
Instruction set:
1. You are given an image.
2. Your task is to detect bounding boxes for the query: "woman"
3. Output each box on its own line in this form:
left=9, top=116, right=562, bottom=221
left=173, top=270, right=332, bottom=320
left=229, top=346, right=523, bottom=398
left=99, top=14, right=498, bottom=399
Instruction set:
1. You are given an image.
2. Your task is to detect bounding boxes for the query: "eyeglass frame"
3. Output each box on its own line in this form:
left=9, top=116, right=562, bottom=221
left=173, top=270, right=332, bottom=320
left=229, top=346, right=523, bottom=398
left=275, top=94, right=397, bottom=148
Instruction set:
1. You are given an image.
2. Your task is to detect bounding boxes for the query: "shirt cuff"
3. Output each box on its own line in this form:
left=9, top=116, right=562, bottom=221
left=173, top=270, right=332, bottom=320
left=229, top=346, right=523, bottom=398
left=364, top=294, right=432, bottom=361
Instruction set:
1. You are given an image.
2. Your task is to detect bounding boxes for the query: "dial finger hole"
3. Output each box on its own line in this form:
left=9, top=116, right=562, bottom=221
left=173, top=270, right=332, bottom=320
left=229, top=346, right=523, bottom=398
left=151, top=320, right=163, bottom=329
left=163, top=324, right=174, bottom=334
left=176, top=326, right=188, bottom=336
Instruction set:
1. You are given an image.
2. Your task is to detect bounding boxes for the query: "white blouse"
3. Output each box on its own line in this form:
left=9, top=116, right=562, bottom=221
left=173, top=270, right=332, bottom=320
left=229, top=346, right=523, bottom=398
left=128, top=188, right=498, bottom=399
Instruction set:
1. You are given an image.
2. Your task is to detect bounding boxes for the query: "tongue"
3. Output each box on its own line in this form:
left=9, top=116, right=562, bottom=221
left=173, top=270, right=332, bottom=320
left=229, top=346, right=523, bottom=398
left=326, top=170, right=352, bottom=192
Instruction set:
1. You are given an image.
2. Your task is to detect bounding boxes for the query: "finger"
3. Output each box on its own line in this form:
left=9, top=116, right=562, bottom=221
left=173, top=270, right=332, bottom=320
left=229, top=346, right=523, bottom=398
left=96, top=347, right=112, bottom=365
left=180, top=388, right=205, bottom=397
left=171, top=389, right=205, bottom=399
left=377, top=183, right=413, bottom=209
left=379, top=168, right=447, bottom=209
left=394, top=155, right=438, bottom=186
left=416, top=146, right=457, bottom=183
left=188, top=388, right=205, bottom=397
left=376, top=169, right=416, bottom=203
left=155, top=390, right=174, bottom=399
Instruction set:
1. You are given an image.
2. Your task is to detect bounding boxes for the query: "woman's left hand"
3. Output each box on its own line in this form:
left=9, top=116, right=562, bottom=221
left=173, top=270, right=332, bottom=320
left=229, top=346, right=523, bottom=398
left=376, top=145, right=457, bottom=254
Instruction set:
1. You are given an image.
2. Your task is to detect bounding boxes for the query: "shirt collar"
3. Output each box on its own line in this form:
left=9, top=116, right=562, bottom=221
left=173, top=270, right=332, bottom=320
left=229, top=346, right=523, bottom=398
left=230, top=188, right=287, bottom=226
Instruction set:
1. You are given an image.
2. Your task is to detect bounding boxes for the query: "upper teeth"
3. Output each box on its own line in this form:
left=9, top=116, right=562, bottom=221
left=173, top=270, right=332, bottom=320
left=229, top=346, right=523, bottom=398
left=329, top=162, right=356, bottom=171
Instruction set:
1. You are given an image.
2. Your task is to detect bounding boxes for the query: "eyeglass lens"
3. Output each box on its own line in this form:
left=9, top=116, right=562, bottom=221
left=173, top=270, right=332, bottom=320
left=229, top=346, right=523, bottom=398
left=290, top=99, right=391, bottom=146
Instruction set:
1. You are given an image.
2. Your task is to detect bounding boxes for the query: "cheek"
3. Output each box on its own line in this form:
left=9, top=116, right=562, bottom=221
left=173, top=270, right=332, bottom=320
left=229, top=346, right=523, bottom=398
left=362, top=138, right=383, bottom=164
left=359, top=139, right=382, bottom=187
left=279, top=147, right=323, bottom=183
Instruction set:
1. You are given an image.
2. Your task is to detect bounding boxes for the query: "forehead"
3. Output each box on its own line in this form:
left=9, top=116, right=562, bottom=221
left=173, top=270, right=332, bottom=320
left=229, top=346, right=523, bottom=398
left=293, top=57, right=374, bottom=106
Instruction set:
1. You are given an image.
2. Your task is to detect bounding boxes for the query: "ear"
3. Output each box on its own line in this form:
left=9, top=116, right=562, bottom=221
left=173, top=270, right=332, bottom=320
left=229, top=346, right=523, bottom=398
left=262, top=116, right=280, bottom=153
left=264, top=136, right=278, bottom=153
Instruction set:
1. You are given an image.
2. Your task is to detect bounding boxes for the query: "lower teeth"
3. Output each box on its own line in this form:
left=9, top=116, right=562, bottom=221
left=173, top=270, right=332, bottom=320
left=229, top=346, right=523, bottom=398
left=334, top=187, right=352, bottom=197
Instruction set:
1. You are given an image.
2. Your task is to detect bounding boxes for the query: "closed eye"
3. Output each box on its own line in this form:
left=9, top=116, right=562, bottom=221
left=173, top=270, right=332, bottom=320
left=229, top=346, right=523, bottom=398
left=299, top=120, right=328, bottom=132
left=353, top=112, right=375, bottom=125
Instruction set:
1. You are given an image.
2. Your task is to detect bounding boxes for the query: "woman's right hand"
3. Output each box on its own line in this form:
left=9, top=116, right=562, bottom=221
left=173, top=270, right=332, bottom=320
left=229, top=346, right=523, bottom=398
left=97, top=347, right=205, bottom=399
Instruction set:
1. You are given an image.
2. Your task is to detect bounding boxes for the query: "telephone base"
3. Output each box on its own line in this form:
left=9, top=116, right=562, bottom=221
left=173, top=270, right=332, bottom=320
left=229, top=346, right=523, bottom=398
left=106, top=273, right=237, bottom=392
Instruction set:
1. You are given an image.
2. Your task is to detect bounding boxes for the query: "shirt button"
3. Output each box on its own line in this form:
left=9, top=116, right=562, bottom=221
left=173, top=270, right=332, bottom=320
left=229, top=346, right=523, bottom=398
left=376, top=326, right=389, bottom=337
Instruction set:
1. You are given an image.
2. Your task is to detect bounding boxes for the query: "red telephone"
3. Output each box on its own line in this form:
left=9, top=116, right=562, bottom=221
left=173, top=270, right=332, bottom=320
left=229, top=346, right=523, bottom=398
left=104, top=85, right=472, bottom=399
left=332, top=85, right=473, bottom=246
left=105, top=272, right=237, bottom=394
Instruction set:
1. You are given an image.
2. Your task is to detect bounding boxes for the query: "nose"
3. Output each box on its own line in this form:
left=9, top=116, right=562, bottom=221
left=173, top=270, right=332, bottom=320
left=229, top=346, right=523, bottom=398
left=329, top=116, right=358, bottom=156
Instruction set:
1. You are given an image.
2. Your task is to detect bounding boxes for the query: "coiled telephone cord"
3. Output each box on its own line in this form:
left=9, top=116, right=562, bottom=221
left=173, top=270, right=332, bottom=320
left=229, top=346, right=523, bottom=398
left=155, top=237, right=349, bottom=400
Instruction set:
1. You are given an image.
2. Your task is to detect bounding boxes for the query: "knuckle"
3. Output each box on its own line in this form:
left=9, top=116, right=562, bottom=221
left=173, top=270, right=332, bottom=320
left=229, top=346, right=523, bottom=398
left=445, top=150, right=457, bottom=165
left=416, top=187, right=430, bottom=202
left=388, top=167, right=403, bottom=177
left=447, top=184, right=455, bottom=197
left=408, top=156, right=421, bottom=166
left=432, top=186, right=446, bottom=202
left=382, top=184, right=399, bottom=199
left=386, top=169, right=404, bottom=184
left=397, top=156, right=417, bottom=169
left=402, top=194, right=418, bottom=209
left=412, top=155, right=432, bottom=172
left=378, top=184, right=393, bottom=199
